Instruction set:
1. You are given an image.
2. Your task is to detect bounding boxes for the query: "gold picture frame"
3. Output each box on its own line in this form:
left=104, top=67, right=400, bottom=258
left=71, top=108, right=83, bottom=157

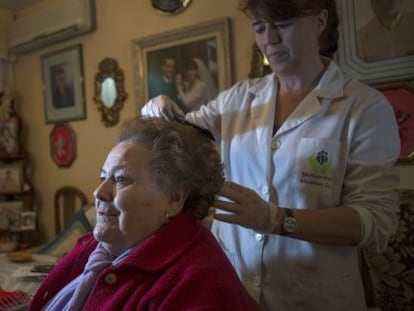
left=132, top=17, right=233, bottom=110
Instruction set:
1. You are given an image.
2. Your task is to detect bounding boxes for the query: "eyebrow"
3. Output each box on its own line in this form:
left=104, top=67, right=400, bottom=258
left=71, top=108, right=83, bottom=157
left=252, top=20, right=264, bottom=26
left=174, top=116, right=215, bottom=141
left=100, top=165, right=127, bottom=177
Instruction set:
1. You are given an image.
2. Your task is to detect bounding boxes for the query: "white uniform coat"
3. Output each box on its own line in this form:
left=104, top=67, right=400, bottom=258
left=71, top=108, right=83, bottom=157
left=142, top=60, right=400, bottom=310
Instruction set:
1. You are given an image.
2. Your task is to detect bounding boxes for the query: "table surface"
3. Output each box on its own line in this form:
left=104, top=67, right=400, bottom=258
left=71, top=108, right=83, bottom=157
left=0, top=253, right=58, bottom=294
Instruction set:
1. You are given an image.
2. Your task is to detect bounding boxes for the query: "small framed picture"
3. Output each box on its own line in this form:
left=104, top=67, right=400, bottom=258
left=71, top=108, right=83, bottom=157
left=0, top=201, right=23, bottom=231
left=0, top=162, right=23, bottom=194
left=50, top=123, right=76, bottom=167
left=0, top=116, right=20, bottom=157
left=41, top=44, right=86, bottom=124
left=20, top=211, right=36, bottom=231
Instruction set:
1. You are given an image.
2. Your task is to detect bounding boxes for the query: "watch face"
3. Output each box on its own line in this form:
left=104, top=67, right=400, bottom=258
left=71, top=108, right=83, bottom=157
left=151, top=0, right=192, bottom=15
left=284, top=217, right=297, bottom=233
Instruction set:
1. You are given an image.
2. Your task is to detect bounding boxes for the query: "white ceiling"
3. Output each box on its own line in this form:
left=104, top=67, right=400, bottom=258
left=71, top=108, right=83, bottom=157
left=0, top=0, right=38, bottom=11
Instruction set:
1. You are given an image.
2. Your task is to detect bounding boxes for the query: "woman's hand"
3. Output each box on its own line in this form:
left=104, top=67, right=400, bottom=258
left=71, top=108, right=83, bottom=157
left=141, top=95, right=185, bottom=120
left=214, top=181, right=278, bottom=233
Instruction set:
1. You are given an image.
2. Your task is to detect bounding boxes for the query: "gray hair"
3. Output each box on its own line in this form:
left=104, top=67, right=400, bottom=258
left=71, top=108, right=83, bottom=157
left=116, top=116, right=224, bottom=219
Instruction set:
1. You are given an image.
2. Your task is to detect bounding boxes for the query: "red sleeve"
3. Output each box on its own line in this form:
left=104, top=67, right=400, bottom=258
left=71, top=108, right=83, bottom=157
left=28, top=233, right=97, bottom=311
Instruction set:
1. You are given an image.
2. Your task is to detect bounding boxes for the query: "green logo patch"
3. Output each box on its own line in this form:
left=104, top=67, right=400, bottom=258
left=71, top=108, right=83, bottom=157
left=308, top=150, right=332, bottom=174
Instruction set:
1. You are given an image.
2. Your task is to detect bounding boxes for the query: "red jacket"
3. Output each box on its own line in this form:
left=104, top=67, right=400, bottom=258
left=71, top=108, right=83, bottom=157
left=29, top=212, right=257, bottom=310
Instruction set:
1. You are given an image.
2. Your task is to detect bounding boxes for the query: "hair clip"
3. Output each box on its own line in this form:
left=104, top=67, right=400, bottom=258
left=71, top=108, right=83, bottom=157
left=174, top=116, right=215, bottom=141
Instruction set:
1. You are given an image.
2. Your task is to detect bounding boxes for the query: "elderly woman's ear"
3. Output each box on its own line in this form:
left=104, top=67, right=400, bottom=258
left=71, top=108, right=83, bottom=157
left=167, top=187, right=189, bottom=219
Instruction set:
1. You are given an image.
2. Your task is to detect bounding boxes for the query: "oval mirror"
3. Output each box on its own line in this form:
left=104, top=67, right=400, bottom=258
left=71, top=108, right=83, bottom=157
left=101, top=77, right=117, bottom=108
left=93, top=58, right=128, bottom=127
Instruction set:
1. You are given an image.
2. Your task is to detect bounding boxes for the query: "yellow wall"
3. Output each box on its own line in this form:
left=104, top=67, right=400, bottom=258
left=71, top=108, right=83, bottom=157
left=12, top=0, right=253, bottom=242
left=9, top=0, right=414, bottom=243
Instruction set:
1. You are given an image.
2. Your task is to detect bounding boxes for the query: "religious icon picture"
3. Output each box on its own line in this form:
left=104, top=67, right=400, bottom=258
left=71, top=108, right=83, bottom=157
left=50, top=123, right=76, bottom=167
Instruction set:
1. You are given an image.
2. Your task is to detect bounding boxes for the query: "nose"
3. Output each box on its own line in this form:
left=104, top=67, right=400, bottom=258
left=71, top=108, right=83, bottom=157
left=93, top=178, right=113, bottom=203
left=263, top=24, right=282, bottom=44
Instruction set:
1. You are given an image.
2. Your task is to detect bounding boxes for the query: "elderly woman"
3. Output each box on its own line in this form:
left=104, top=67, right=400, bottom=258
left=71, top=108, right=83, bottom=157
left=28, top=117, right=256, bottom=311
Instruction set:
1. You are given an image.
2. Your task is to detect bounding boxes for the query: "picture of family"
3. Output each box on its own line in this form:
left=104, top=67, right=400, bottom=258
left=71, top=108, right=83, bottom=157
left=147, top=38, right=218, bottom=112
left=355, top=0, right=414, bottom=62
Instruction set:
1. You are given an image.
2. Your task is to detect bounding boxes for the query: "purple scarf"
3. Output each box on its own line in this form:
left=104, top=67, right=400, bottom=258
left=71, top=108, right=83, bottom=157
left=46, top=243, right=115, bottom=311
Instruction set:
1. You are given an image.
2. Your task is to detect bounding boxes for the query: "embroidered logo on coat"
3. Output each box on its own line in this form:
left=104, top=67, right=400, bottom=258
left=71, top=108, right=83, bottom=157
left=308, top=150, right=332, bottom=174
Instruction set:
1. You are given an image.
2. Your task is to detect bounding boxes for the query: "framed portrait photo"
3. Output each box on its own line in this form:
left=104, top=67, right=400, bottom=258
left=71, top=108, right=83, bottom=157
left=50, top=123, right=76, bottom=167
left=336, top=0, right=414, bottom=84
left=132, top=17, right=232, bottom=112
left=41, top=44, right=86, bottom=124
left=20, top=211, right=36, bottom=231
left=0, top=162, right=23, bottom=194
left=0, top=201, right=23, bottom=231
left=376, top=82, right=414, bottom=163
left=0, top=116, right=20, bottom=158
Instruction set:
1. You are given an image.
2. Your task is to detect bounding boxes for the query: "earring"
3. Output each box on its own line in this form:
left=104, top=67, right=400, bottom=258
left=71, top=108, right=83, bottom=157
left=164, top=209, right=170, bottom=225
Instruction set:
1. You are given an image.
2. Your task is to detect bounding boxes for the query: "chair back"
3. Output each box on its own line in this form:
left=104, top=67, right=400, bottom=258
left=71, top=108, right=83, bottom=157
left=54, top=186, right=88, bottom=235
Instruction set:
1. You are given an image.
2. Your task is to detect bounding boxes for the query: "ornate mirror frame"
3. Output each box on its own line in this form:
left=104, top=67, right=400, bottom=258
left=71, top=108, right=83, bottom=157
left=93, top=58, right=127, bottom=127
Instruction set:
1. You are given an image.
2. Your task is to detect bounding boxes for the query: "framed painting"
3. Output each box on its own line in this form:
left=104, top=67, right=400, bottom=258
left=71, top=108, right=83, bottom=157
left=0, top=115, right=20, bottom=157
left=336, top=0, right=414, bottom=84
left=132, top=17, right=232, bottom=112
left=376, top=82, right=414, bottom=163
left=0, top=201, right=23, bottom=231
left=0, top=162, right=23, bottom=194
left=50, top=123, right=76, bottom=167
left=41, top=44, right=86, bottom=124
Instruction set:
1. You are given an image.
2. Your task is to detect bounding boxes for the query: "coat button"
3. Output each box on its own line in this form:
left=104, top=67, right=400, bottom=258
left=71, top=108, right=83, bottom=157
left=105, top=273, right=117, bottom=285
left=255, top=233, right=264, bottom=241
left=271, top=140, right=281, bottom=150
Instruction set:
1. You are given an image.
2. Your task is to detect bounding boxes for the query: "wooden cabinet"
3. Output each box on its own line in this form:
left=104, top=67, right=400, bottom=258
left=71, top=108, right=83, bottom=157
left=0, top=112, right=35, bottom=252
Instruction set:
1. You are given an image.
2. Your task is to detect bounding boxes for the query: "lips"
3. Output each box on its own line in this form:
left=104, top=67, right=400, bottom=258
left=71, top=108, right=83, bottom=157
left=96, top=203, right=119, bottom=217
left=98, top=212, right=118, bottom=217
left=266, top=49, right=286, bottom=58
left=97, top=210, right=119, bottom=224
left=97, top=209, right=119, bottom=217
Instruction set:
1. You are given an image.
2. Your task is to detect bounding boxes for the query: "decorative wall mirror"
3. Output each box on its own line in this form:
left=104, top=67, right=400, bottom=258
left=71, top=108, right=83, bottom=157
left=93, top=58, right=127, bottom=127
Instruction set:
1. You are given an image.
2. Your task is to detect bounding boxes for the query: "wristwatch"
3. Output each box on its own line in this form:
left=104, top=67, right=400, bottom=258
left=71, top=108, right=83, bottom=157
left=280, top=208, right=297, bottom=235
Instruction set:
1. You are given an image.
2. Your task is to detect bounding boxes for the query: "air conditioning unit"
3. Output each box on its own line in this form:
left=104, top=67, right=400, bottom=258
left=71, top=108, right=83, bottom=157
left=5, top=0, right=96, bottom=54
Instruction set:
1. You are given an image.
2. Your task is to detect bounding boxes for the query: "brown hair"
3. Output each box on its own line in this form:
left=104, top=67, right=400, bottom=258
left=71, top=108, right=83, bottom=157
left=239, top=0, right=339, bottom=57
left=117, top=117, right=224, bottom=219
